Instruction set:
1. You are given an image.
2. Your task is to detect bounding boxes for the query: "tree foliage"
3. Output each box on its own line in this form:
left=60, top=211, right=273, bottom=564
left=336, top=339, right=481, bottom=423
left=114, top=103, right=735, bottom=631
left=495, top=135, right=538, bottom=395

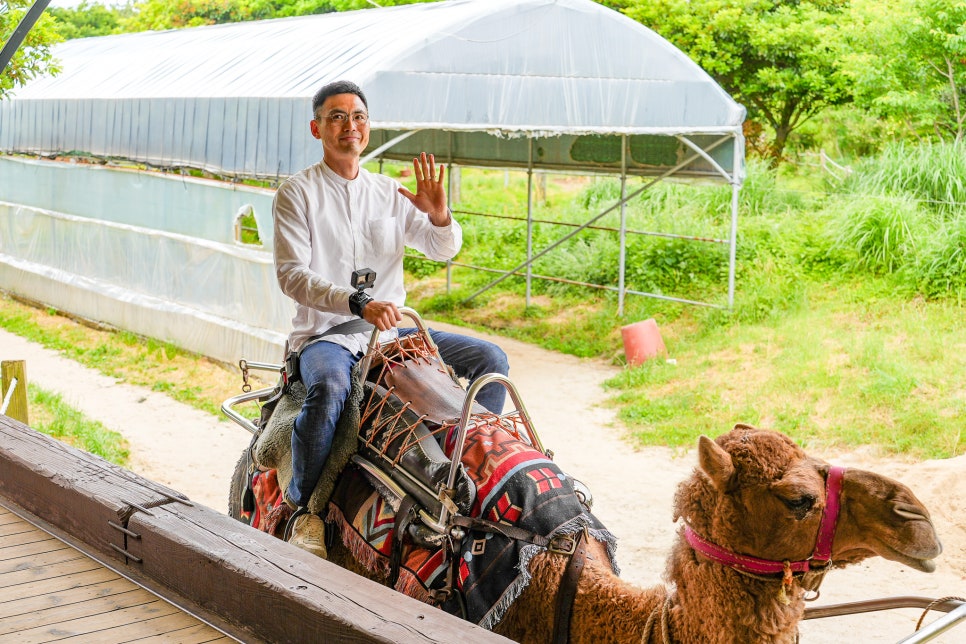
left=1, top=0, right=63, bottom=99
left=116, top=0, right=435, bottom=31
left=844, top=0, right=966, bottom=144
left=48, top=1, right=127, bottom=39
left=613, top=0, right=854, bottom=164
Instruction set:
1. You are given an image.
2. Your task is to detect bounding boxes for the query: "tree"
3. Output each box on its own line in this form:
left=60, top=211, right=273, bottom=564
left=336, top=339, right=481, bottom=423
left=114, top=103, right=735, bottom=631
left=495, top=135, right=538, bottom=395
left=120, top=0, right=252, bottom=30
left=845, top=0, right=966, bottom=143
left=119, top=0, right=438, bottom=31
left=1, top=0, right=63, bottom=98
left=48, top=1, right=129, bottom=39
left=615, top=0, right=855, bottom=164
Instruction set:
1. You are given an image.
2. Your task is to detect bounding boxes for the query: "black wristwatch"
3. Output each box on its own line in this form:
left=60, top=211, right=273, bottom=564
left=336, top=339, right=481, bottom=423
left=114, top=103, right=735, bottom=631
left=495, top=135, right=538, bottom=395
left=348, top=290, right=373, bottom=318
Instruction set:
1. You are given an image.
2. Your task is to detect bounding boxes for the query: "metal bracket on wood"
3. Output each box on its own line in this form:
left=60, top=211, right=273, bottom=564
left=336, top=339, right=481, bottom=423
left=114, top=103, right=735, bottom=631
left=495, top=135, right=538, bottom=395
left=109, top=507, right=146, bottom=565
left=109, top=495, right=189, bottom=565
left=109, top=542, right=143, bottom=563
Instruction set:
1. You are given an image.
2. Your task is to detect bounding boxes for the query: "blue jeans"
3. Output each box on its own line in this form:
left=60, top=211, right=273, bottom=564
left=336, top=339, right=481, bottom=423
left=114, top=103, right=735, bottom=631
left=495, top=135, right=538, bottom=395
left=286, top=328, right=509, bottom=507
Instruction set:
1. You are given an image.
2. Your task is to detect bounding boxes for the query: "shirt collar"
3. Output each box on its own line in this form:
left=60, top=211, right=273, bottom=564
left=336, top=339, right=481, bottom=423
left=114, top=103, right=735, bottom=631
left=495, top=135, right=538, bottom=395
left=319, top=159, right=362, bottom=186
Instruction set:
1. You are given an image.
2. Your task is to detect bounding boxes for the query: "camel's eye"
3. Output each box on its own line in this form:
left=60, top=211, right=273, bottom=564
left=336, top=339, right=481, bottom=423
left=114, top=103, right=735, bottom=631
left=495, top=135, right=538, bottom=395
left=781, top=494, right=816, bottom=519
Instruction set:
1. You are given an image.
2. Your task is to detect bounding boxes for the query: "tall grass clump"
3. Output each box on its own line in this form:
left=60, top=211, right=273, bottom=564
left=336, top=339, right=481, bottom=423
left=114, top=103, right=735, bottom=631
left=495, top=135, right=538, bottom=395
left=914, top=216, right=966, bottom=298
left=832, top=143, right=966, bottom=298
left=843, top=141, right=966, bottom=219
left=826, top=193, right=926, bottom=274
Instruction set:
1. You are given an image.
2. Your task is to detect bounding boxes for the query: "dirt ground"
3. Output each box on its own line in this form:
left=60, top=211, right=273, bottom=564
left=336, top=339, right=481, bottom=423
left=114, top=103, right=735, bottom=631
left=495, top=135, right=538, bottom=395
left=2, top=324, right=963, bottom=643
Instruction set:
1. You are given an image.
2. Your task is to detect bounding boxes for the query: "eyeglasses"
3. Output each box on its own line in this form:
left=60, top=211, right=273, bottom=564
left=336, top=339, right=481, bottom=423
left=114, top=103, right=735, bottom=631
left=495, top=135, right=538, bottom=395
left=321, top=111, right=369, bottom=125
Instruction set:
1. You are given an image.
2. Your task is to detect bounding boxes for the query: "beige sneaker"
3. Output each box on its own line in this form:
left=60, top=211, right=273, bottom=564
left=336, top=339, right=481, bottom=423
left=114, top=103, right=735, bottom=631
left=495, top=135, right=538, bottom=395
left=288, top=513, right=327, bottom=559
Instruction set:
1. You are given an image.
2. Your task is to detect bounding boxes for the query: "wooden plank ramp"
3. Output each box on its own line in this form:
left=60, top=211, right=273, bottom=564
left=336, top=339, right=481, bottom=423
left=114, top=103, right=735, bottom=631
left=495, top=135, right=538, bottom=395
left=0, top=505, right=234, bottom=643
left=0, top=414, right=509, bottom=643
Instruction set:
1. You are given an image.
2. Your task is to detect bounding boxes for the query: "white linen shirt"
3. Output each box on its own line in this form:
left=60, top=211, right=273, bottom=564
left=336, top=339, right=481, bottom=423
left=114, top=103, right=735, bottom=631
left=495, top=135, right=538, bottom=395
left=273, top=161, right=462, bottom=355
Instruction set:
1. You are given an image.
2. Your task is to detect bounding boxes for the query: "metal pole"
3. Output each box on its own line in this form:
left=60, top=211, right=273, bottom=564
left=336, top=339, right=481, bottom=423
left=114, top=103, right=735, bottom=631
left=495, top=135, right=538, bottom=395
left=728, top=133, right=741, bottom=309
left=896, top=603, right=966, bottom=643
left=446, top=131, right=454, bottom=294
left=526, top=137, right=534, bottom=307
left=461, top=136, right=734, bottom=305
left=0, top=1, right=52, bottom=77
left=618, top=134, right=628, bottom=317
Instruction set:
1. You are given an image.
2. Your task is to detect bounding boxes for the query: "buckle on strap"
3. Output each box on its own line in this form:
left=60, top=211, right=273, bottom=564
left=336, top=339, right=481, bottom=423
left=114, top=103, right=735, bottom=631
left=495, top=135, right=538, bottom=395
left=548, top=533, right=579, bottom=556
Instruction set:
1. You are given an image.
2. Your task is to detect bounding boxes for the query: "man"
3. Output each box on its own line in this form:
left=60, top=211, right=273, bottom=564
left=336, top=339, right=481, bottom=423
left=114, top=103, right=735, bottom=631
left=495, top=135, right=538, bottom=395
left=273, top=80, right=509, bottom=556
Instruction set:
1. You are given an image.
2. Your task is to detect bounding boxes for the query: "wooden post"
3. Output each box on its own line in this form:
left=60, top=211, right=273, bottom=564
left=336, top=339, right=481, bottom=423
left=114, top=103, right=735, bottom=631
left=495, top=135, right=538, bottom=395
left=1, top=360, right=28, bottom=424
left=449, top=164, right=461, bottom=204
left=534, top=171, right=547, bottom=205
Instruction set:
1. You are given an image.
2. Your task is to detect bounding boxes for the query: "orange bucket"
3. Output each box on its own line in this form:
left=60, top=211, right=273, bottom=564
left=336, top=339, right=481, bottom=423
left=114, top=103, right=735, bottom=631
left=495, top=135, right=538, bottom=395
left=621, top=318, right=667, bottom=366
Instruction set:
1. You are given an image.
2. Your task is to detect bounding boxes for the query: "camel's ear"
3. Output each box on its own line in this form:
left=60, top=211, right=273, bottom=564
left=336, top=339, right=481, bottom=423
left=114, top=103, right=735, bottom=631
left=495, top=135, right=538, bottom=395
left=698, top=435, right=735, bottom=491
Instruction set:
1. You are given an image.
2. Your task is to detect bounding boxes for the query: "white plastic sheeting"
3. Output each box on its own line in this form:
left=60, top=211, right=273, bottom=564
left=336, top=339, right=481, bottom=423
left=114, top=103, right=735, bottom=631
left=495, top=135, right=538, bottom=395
left=0, top=157, right=289, bottom=364
left=0, top=156, right=277, bottom=245
left=1, top=0, right=745, bottom=178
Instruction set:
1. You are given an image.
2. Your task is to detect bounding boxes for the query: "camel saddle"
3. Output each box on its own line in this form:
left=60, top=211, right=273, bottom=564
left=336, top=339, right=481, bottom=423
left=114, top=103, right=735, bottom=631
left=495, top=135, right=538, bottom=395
left=358, top=346, right=485, bottom=514
left=251, top=346, right=477, bottom=518
left=379, top=358, right=489, bottom=426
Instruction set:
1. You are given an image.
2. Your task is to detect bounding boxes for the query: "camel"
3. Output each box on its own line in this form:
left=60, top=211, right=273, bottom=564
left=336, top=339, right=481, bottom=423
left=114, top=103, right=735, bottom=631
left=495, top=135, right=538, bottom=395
left=490, top=425, right=942, bottom=643
left=228, top=330, right=942, bottom=643
left=319, top=423, right=942, bottom=644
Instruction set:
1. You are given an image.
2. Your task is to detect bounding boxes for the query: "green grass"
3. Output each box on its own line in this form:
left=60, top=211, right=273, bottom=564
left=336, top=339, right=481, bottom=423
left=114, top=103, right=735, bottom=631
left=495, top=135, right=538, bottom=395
left=843, top=142, right=966, bottom=219
left=599, top=278, right=966, bottom=459
left=27, top=384, right=130, bottom=466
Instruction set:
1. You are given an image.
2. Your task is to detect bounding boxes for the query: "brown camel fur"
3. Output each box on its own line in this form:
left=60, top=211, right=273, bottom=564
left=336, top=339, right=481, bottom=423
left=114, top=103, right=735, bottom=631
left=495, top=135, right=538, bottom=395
left=492, top=425, right=942, bottom=643
left=326, top=424, right=942, bottom=644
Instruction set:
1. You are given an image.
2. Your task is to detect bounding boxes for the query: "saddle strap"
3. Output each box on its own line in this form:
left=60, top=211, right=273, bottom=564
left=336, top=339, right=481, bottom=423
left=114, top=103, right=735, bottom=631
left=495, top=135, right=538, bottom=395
left=302, top=318, right=376, bottom=352
left=389, top=495, right=418, bottom=588
left=450, top=515, right=579, bottom=553
left=551, top=529, right=588, bottom=644
left=284, top=318, right=376, bottom=385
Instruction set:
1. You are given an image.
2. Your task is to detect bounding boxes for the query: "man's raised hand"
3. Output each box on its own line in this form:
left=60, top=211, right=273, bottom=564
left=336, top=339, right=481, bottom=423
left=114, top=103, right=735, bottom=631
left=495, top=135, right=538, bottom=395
left=398, top=152, right=450, bottom=226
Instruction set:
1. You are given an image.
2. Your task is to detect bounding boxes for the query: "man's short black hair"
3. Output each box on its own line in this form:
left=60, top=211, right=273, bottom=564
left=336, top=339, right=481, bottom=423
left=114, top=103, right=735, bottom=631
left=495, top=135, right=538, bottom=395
left=312, top=80, right=368, bottom=118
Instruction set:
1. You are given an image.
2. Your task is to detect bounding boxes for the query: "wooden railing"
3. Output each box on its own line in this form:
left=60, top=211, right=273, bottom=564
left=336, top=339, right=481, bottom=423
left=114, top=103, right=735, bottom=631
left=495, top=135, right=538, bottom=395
left=0, top=415, right=509, bottom=643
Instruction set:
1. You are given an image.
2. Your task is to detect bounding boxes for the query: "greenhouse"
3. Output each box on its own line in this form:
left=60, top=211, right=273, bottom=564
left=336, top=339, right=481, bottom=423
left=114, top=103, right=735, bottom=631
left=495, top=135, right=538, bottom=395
left=0, top=0, right=746, bottom=363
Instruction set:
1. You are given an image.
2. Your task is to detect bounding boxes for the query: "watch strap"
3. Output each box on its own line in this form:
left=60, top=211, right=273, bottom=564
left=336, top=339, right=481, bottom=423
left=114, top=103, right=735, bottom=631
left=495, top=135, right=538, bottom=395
left=348, top=290, right=373, bottom=317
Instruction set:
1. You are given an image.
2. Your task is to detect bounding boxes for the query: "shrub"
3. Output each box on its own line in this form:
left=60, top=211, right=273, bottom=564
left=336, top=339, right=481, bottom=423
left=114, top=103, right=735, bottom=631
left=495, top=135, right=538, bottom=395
left=827, top=193, right=926, bottom=274
left=914, top=216, right=966, bottom=298
left=843, top=142, right=966, bottom=219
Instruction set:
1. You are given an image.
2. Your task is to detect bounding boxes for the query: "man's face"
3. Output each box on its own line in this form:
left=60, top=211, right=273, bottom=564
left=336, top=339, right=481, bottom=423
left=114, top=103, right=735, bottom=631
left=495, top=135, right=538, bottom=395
left=310, top=93, right=370, bottom=161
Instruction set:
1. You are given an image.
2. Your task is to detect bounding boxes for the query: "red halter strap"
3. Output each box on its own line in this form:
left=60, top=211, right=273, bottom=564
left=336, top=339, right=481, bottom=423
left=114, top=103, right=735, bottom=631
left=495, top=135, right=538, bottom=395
left=684, top=465, right=846, bottom=576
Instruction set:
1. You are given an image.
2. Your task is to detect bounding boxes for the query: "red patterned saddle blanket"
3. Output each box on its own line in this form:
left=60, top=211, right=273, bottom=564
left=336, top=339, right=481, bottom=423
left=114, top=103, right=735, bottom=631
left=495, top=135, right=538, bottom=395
left=328, top=415, right=616, bottom=629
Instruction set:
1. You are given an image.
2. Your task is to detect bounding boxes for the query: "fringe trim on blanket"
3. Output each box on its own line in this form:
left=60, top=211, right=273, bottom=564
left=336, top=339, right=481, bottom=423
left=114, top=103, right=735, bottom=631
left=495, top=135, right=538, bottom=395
left=477, top=516, right=584, bottom=631
left=327, top=504, right=390, bottom=578
left=478, top=543, right=538, bottom=631
left=589, top=523, right=621, bottom=577
left=394, top=567, right=435, bottom=604
left=476, top=514, right=620, bottom=631
left=326, top=503, right=435, bottom=606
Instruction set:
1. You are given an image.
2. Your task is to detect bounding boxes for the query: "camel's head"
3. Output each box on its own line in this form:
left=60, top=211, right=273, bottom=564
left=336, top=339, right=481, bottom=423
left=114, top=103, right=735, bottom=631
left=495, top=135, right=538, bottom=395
left=673, top=424, right=942, bottom=575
